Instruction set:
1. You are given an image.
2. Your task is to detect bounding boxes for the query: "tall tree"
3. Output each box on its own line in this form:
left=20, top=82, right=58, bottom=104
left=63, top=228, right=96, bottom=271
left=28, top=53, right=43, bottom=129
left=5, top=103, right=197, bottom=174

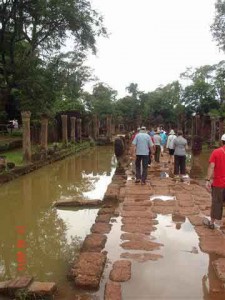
left=0, top=0, right=107, bottom=116
left=211, top=0, right=225, bottom=52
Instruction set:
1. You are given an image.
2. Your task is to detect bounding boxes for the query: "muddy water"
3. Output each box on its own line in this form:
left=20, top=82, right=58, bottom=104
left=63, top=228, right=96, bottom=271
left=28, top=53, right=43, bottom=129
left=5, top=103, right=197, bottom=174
left=0, top=146, right=115, bottom=292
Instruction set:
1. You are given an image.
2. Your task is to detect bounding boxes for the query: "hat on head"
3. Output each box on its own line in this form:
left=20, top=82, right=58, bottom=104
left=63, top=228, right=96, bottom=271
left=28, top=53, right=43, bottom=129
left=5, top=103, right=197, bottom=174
left=221, top=134, right=225, bottom=141
left=169, top=130, right=175, bottom=135
left=156, top=129, right=161, bottom=134
left=137, top=127, right=141, bottom=131
left=140, top=126, right=146, bottom=132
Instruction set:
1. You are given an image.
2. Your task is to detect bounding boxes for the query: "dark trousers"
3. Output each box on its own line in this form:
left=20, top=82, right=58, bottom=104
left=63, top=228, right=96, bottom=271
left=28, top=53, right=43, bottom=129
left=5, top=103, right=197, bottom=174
left=174, top=155, right=186, bottom=175
left=154, top=145, right=161, bottom=162
left=211, top=186, right=225, bottom=220
left=135, top=155, right=149, bottom=182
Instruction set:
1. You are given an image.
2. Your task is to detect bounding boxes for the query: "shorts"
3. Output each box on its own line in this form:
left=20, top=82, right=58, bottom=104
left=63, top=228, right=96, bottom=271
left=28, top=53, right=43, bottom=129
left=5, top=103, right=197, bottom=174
left=211, top=186, right=225, bottom=220
left=169, top=149, right=175, bottom=155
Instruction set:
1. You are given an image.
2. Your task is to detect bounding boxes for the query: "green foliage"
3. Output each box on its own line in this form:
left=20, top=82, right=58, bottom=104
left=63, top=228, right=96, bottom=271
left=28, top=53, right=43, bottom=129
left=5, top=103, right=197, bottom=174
left=0, top=0, right=107, bottom=117
left=211, top=0, right=225, bottom=52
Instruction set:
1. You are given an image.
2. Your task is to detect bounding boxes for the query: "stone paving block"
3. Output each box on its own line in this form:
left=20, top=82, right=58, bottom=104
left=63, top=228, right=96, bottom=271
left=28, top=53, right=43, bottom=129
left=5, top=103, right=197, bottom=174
left=95, top=214, right=112, bottom=223
left=91, top=223, right=112, bottom=234
left=121, top=211, right=157, bottom=219
left=0, top=281, right=10, bottom=294
left=104, top=280, right=121, bottom=300
left=120, top=252, right=163, bottom=262
left=121, top=240, right=163, bottom=251
left=27, top=281, right=57, bottom=296
left=152, top=206, right=175, bottom=214
left=98, top=207, right=115, bottom=215
left=81, top=233, right=107, bottom=252
left=212, top=258, right=225, bottom=282
left=74, top=252, right=107, bottom=289
left=188, top=215, right=204, bottom=226
left=7, top=276, right=33, bottom=295
left=121, top=223, right=156, bottom=235
left=109, top=260, right=131, bottom=282
left=104, top=184, right=120, bottom=201
left=123, top=200, right=152, bottom=206
left=121, top=217, right=158, bottom=226
left=122, top=205, right=149, bottom=211
left=199, top=236, right=225, bottom=256
left=121, top=232, right=155, bottom=241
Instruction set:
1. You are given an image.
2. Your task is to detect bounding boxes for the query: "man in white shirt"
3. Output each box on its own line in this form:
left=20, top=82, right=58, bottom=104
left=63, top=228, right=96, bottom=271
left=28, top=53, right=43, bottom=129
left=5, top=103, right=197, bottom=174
left=131, top=126, right=154, bottom=184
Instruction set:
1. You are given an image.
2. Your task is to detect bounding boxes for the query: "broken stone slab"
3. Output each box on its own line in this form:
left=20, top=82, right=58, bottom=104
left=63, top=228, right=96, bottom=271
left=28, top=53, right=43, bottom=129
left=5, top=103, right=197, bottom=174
left=91, top=223, right=112, bottom=234
left=27, top=281, right=57, bottom=297
left=73, top=252, right=107, bottom=289
left=212, top=258, right=225, bottom=282
left=104, top=280, right=121, bottom=300
left=109, top=260, right=131, bottom=282
left=53, top=199, right=102, bottom=207
left=81, top=233, right=107, bottom=252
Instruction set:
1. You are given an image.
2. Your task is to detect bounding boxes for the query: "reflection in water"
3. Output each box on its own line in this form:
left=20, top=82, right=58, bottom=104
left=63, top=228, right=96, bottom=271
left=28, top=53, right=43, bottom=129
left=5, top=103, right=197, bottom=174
left=0, top=146, right=115, bottom=285
left=122, top=214, right=225, bottom=300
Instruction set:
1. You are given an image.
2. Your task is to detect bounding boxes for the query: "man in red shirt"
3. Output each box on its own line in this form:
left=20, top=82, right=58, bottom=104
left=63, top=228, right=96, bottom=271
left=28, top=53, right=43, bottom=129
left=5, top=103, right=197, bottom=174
left=205, top=134, right=225, bottom=229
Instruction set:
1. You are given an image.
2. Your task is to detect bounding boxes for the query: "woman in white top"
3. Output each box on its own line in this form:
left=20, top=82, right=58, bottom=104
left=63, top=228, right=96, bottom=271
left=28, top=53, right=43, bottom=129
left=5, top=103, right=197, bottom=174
left=166, top=129, right=176, bottom=164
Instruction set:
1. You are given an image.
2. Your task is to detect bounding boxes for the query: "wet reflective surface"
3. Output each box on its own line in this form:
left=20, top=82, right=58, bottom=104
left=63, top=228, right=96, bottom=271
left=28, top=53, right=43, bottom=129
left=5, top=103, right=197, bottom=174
left=0, top=146, right=116, bottom=287
left=98, top=214, right=225, bottom=300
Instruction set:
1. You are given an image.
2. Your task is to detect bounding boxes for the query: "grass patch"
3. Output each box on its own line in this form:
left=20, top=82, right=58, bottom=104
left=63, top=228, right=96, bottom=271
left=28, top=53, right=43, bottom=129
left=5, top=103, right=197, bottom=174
left=4, top=150, right=23, bottom=166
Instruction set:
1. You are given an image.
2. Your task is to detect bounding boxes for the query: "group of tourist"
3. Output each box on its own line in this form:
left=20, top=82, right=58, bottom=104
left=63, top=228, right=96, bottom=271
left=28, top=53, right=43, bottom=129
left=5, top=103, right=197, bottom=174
left=130, top=126, right=188, bottom=184
left=130, top=125, right=225, bottom=232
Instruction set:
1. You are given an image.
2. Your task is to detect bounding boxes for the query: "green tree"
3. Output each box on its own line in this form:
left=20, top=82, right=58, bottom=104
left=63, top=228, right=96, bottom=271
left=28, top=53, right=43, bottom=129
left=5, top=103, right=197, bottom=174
left=211, top=0, right=225, bottom=52
left=0, top=0, right=107, bottom=116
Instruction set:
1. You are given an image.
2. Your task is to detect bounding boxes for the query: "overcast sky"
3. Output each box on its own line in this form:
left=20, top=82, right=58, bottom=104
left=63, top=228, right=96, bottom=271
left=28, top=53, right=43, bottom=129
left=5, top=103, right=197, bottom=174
left=84, top=0, right=224, bottom=97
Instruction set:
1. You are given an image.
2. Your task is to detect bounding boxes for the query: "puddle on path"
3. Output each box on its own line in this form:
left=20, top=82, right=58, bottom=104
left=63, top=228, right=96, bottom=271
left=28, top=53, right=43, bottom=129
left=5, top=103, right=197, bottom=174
left=150, top=195, right=176, bottom=201
left=94, top=214, right=225, bottom=300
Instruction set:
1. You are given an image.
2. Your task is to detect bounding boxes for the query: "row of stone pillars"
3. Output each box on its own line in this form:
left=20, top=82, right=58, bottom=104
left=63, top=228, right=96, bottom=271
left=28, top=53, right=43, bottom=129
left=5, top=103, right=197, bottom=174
left=21, top=112, right=83, bottom=164
left=21, top=112, right=113, bottom=164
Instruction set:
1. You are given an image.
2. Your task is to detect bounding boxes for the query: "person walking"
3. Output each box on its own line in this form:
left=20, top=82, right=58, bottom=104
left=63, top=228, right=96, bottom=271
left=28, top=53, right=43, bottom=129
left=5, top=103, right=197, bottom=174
left=131, top=126, right=154, bottom=184
left=153, top=129, right=162, bottom=163
left=204, top=134, right=225, bottom=229
left=166, top=129, right=177, bottom=163
left=160, top=129, right=167, bottom=156
left=173, top=130, right=188, bottom=177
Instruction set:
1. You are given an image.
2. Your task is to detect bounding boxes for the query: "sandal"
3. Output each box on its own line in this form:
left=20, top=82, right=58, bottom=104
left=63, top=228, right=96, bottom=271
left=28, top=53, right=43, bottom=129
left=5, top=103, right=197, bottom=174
left=203, top=218, right=215, bottom=229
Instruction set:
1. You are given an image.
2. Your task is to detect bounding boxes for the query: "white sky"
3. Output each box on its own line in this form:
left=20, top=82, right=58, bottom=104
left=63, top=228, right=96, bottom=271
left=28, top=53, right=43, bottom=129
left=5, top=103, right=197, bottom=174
left=83, top=0, right=225, bottom=98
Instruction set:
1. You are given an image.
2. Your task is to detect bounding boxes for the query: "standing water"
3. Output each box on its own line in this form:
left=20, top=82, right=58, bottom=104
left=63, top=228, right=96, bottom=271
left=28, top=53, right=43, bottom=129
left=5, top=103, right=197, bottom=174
left=0, top=146, right=116, bottom=298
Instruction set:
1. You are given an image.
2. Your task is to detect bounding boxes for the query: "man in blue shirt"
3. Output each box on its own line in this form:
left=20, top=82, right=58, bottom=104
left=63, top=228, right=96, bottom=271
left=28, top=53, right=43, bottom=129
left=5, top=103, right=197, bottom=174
left=131, top=126, right=154, bottom=184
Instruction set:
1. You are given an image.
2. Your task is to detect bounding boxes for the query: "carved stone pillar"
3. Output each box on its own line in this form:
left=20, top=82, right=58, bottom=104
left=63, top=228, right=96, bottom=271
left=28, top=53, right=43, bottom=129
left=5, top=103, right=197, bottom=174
left=21, top=111, right=31, bottom=164
left=61, top=115, right=68, bottom=144
left=195, top=114, right=200, bottom=135
left=70, top=117, right=76, bottom=143
left=106, top=115, right=112, bottom=139
left=40, top=116, right=48, bottom=150
left=92, top=114, right=99, bottom=140
left=211, top=117, right=216, bottom=146
left=77, top=118, right=82, bottom=141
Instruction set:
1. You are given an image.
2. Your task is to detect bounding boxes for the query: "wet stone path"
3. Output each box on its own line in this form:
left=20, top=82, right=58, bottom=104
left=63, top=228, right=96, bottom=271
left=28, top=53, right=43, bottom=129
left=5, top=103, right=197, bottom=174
left=72, top=154, right=225, bottom=300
